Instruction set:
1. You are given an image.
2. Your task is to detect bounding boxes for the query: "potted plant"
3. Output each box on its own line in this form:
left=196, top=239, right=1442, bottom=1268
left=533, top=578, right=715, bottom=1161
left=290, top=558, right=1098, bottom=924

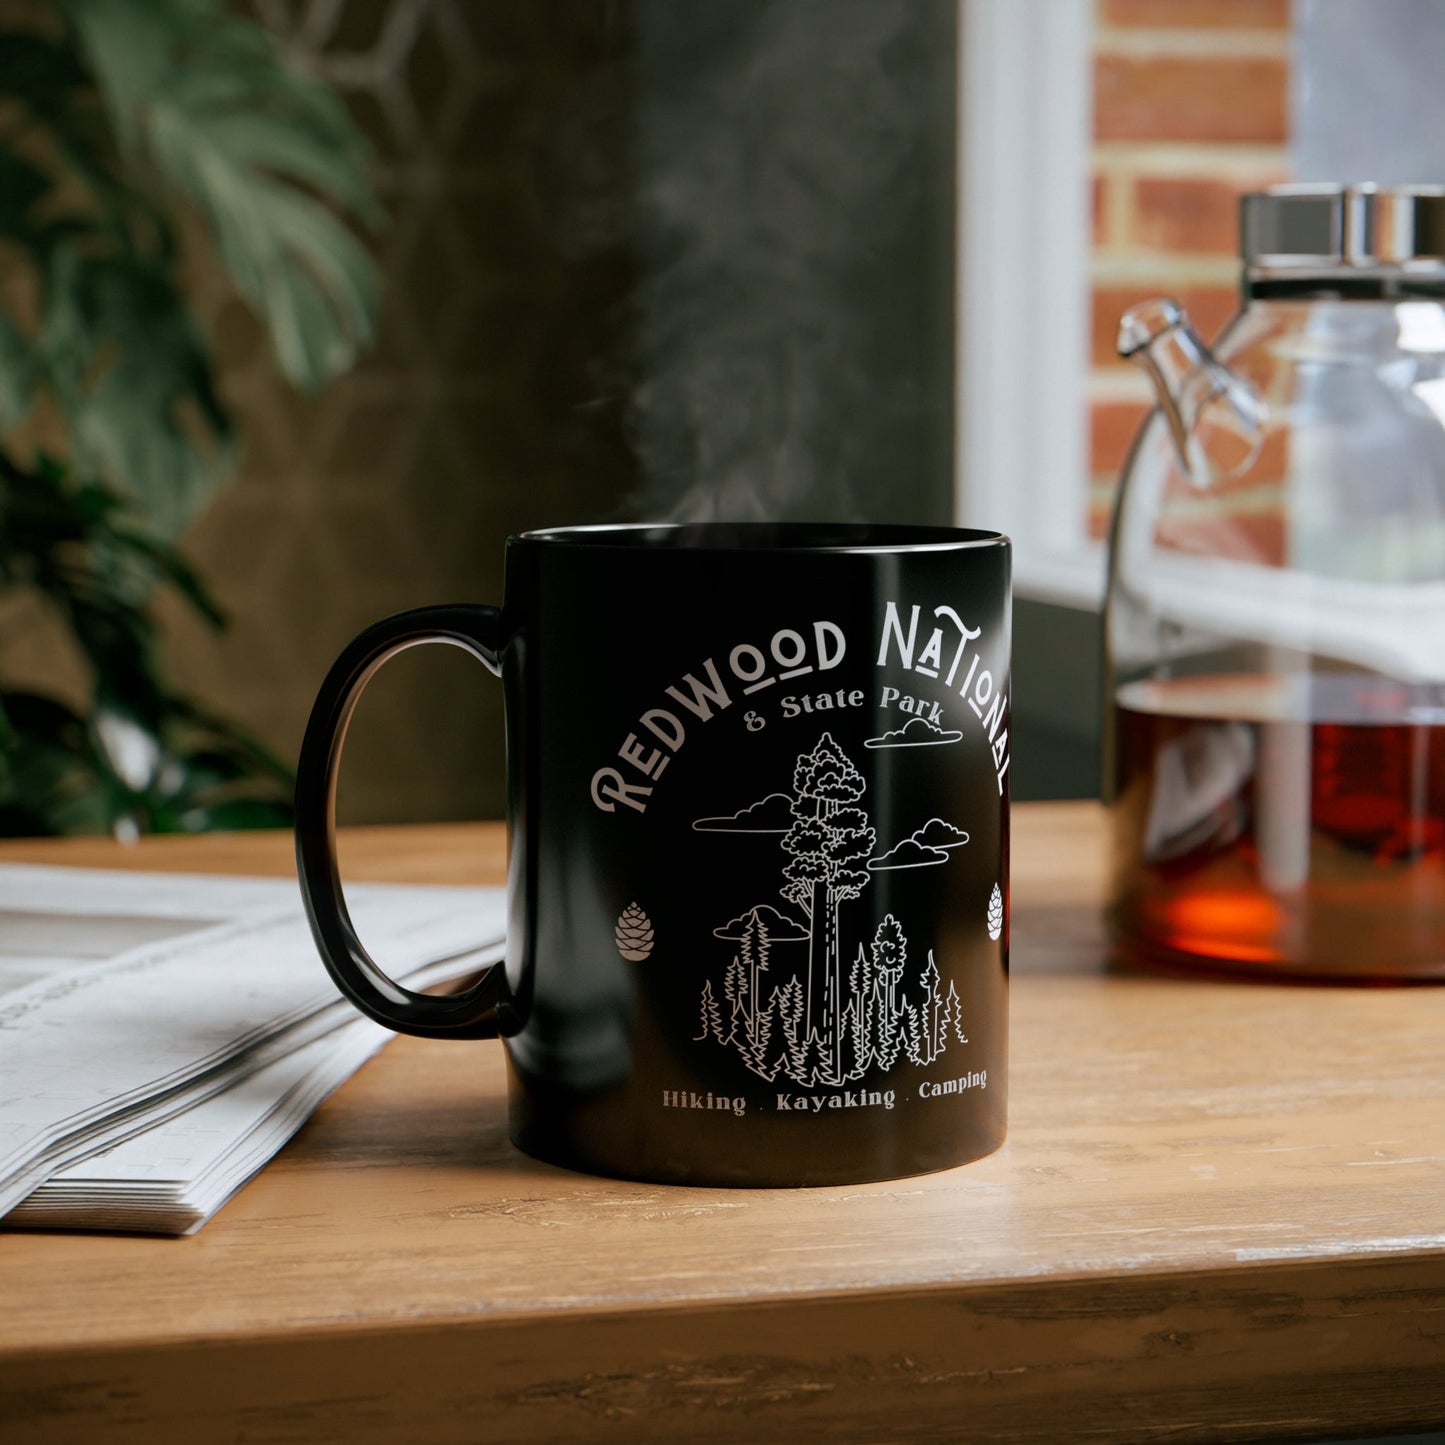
left=0, top=0, right=379, bottom=835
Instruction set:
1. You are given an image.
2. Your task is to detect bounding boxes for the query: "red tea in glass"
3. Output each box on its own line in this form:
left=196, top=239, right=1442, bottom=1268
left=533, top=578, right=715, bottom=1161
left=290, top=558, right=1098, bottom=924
left=1109, top=674, right=1445, bottom=981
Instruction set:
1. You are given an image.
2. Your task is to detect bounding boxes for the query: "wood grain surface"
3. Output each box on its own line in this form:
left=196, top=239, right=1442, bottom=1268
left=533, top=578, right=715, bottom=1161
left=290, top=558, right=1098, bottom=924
left=2, top=804, right=1443, bottom=1444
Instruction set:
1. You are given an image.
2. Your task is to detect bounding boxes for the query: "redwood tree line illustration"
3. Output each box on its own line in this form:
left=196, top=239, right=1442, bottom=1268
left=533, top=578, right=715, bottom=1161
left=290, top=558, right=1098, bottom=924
left=696, top=732, right=969, bottom=1087
left=783, top=732, right=874, bottom=1078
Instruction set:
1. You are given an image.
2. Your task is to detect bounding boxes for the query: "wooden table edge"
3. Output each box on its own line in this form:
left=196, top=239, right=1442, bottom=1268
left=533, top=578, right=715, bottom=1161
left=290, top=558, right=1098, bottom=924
left=5, top=1252, right=1444, bottom=1443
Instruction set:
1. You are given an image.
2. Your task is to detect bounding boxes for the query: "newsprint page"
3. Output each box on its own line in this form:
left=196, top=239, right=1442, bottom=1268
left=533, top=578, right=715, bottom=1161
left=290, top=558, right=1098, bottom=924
left=0, top=865, right=503, bottom=1233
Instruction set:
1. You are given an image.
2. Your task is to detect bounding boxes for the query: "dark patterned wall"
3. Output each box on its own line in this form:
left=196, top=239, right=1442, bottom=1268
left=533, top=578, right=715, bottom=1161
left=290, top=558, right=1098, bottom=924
left=164, top=0, right=635, bottom=825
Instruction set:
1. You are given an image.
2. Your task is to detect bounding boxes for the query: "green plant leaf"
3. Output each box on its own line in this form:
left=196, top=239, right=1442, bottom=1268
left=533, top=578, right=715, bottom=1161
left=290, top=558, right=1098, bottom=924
left=0, top=4, right=356, bottom=837
left=54, top=0, right=186, bottom=151
left=64, top=0, right=382, bottom=392
left=108, top=523, right=225, bottom=627
left=0, top=689, right=114, bottom=837
left=0, top=316, right=33, bottom=429
left=0, top=30, right=155, bottom=249
left=0, top=678, right=296, bottom=838
left=38, top=246, right=235, bottom=534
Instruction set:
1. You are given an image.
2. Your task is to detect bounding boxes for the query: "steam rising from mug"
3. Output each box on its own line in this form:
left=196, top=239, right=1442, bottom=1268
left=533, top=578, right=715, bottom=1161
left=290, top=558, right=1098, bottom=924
left=542, top=1, right=955, bottom=523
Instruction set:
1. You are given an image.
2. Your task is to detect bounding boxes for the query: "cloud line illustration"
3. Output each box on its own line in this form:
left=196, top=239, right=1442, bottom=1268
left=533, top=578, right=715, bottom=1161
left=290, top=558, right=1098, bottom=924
left=864, top=717, right=964, bottom=749
left=912, top=818, right=969, bottom=849
left=693, top=791, right=795, bottom=832
left=868, top=838, right=950, bottom=871
left=868, top=818, right=970, bottom=870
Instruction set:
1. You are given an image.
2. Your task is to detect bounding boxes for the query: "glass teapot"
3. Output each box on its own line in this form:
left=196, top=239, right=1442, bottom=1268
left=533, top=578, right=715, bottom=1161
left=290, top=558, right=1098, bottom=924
left=1105, top=184, right=1445, bottom=981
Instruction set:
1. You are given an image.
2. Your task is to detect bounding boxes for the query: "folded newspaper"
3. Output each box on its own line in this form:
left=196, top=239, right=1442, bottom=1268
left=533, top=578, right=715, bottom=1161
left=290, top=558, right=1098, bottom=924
left=0, top=864, right=505, bottom=1235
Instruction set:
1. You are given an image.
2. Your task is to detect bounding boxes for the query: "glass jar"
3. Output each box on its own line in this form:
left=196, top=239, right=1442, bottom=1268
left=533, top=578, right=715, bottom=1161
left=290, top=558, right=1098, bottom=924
left=1105, top=184, right=1445, bottom=981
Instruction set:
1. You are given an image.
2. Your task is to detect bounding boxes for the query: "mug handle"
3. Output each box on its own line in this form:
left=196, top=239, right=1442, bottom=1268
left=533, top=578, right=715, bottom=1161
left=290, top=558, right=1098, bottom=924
left=295, top=604, right=510, bottom=1040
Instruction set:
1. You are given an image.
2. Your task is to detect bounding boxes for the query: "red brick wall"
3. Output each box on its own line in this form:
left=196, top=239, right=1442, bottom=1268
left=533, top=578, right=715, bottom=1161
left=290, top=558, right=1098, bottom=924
left=1088, top=0, right=1291, bottom=537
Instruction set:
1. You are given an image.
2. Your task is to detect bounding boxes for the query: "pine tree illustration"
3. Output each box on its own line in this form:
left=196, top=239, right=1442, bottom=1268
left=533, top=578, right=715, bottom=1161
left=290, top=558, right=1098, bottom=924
left=917, top=951, right=944, bottom=1064
left=756, top=997, right=792, bottom=1081
left=849, top=941, right=869, bottom=996
left=775, top=976, right=804, bottom=1038
left=774, top=981, right=805, bottom=1075
left=796, top=1029, right=828, bottom=1087
left=616, top=903, right=654, bottom=960
left=848, top=943, right=875, bottom=1072
left=740, top=908, right=772, bottom=1046
left=987, top=883, right=1004, bottom=942
left=873, top=976, right=902, bottom=1072
left=785, top=1024, right=808, bottom=1082
left=696, top=980, right=725, bottom=1042
left=746, top=993, right=776, bottom=1076
left=838, top=1001, right=867, bottom=1083
left=903, top=1000, right=924, bottom=1066
left=723, top=956, right=748, bottom=1043
left=946, top=979, right=967, bottom=1044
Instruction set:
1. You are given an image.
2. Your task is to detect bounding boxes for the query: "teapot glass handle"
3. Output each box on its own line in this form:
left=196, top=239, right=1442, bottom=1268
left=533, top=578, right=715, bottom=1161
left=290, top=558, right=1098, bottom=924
left=1118, top=297, right=1266, bottom=486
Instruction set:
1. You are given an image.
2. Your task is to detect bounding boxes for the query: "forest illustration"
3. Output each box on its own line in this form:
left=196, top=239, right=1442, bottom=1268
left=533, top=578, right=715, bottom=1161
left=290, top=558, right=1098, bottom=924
left=693, top=732, right=971, bottom=1088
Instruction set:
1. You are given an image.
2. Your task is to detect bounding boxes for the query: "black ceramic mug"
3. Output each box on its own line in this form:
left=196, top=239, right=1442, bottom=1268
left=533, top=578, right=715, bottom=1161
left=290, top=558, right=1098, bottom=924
left=296, top=523, right=1011, bottom=1186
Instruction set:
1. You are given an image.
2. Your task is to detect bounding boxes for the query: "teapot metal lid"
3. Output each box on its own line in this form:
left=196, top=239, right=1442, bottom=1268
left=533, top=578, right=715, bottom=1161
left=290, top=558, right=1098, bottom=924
left=1241, top=184, right=1445, bottom=288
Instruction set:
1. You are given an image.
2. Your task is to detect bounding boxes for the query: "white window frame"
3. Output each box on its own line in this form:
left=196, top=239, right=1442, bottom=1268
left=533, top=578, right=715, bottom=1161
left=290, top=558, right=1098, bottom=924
left=955, top=0, right=1104, bottom=610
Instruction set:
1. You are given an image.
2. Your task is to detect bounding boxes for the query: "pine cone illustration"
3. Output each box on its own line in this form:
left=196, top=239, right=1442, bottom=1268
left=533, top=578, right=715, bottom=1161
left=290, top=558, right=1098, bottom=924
left=986, top=883, right=1004, bottom=942
left=615, top=903, right=654, bottom=960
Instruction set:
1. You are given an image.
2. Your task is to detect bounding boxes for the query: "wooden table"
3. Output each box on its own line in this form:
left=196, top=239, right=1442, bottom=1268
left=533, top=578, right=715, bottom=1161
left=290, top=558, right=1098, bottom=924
left=2, top=804, right=1443, bottom=1444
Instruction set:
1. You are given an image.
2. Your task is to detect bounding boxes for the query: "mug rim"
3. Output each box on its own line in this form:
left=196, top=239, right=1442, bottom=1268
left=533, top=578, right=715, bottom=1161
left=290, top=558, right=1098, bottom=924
left=514, top=522, right=1010, bottom=554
